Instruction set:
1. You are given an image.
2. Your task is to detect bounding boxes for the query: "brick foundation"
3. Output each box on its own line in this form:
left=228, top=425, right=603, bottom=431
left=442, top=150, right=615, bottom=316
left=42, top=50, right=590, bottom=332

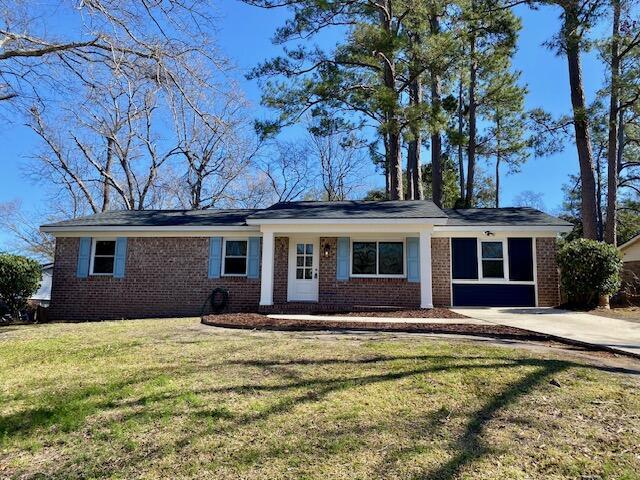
left=535, top=237, right=560, bottom=307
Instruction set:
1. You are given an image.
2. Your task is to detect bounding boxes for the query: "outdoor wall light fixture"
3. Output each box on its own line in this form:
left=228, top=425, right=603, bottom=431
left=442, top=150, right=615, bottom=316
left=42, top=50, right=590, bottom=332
left=484, top=231, right=495, bottom=237
left=323, top=243, right=331, bottom=258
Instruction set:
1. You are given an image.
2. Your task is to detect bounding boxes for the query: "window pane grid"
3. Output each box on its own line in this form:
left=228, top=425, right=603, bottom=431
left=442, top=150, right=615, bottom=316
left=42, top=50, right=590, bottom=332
left=481, top=241, right=505, bottom=279
left=224, top=240, right=247, bottom=275
left=295, top=243, right=314, bottom=281
left=352, top=241, right=404, bottom=276
left=92, top=240, right=116, bottom=275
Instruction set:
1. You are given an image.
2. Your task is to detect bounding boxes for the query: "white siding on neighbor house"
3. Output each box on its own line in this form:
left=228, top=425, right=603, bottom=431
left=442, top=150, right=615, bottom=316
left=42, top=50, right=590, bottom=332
left=622, top=240, right=640, bottom=262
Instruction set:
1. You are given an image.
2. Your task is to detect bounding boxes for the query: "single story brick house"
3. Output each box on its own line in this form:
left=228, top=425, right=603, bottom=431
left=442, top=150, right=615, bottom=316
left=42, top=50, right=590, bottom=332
left=619, top=233, right=640, bottom=284
left=41, top=200, right=572, bottom=320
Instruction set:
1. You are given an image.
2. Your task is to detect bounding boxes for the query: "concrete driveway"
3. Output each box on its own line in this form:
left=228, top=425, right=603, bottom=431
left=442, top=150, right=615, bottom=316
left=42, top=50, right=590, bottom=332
left=451, top=307, right=640, bottom=357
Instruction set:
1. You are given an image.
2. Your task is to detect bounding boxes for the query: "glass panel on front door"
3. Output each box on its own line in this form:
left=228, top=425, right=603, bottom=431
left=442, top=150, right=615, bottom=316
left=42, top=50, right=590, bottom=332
left=295, top=243, right=314, bottom=280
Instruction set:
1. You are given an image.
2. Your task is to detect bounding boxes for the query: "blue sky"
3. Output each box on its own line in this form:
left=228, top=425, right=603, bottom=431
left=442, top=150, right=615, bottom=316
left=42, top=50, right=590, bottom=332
left=0, top=0, right=606, bottom=245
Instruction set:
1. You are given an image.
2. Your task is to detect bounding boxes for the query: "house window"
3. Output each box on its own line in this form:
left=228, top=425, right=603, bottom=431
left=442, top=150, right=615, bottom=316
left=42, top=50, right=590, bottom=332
left=223, top=240, right=248, bottom=276
left=91, top=240, right=116, bottom=275
left=481, top=241, right=505, bottom=279
left=352, top=241, right=404, bottom=277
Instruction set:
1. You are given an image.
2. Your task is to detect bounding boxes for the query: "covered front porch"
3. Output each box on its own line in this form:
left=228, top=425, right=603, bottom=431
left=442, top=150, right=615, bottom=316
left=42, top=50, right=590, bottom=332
left=255, top=224, right=438, bottom=312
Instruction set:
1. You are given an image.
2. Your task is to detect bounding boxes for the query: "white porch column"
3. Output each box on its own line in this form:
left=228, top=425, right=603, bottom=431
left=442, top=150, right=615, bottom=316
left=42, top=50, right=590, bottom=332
left=419, top=230, right=434, bottom=309
left=260, top=229, right=275, bottom=306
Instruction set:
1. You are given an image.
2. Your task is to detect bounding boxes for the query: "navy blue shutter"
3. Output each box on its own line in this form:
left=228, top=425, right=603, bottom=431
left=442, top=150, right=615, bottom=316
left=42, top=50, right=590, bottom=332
left=113, top=237, right=128, bottom=278
left=406, top=237, right=420, bottom=282
left=208, top=237, right=222, bottom=279
left=76, top=237, right=92, bottom=278
left=451, top=238, right=478, bottom=279
left=247, top=237, right=261, bottom=279
left=508, top=238, right=534, bottom=281
left=336, top=237, right=350, bottom=280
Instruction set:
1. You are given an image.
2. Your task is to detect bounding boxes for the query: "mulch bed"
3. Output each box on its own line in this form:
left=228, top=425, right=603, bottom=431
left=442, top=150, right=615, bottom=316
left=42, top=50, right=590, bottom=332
left=327, top=308, right=467, bottom=319
left=201, top=313, right=550, bottom=341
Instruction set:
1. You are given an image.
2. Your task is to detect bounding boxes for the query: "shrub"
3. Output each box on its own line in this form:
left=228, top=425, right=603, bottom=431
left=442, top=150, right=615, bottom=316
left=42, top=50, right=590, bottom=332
left=0, top=254, right=42, bottom=317
left=556, top=239, right=622, bottom=308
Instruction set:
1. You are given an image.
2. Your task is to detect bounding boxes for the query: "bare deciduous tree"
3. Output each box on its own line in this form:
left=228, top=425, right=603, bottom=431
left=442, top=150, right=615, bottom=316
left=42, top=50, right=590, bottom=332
left=0, top=200, right=55, bottom=260
left=0, top=0, right=219, bottom=109
left=309, top=130, right=368, bottom=201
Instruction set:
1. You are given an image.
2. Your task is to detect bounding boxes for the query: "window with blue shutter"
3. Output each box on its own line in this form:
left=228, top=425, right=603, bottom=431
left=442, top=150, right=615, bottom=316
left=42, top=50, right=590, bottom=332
left=406, top=237, right=420, bottom=282
left=336, top=237, right=349, bottom=280
left=247, top=237, right=261, bottom=279
left=113, top=237, right=128, bottom=278
left=76, top=237, right=92, bottom=278
left=208, top=237, right=222, bottom=279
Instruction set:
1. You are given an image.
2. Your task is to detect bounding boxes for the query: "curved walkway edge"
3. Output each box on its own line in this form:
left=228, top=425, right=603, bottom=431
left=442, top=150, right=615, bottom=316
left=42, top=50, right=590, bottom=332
left=451, top=307, right=640, bottom=359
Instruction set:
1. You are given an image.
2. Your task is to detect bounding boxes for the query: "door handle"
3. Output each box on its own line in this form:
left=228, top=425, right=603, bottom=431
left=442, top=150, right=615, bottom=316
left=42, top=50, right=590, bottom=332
left=314, top=268, right=318, bottom=279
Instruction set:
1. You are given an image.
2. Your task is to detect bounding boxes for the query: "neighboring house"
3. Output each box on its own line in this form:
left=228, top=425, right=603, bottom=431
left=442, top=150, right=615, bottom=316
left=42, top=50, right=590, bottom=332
left=40, top=201, right=572, bottom=320
left=619, top=233, right=640, bottom=284
left=29, top=263, right=53, bottom=307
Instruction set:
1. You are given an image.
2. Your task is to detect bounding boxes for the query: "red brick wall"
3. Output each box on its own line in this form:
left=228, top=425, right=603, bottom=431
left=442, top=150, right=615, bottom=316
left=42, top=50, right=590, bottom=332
left=273, top=237, right=289, bottom=305
left=431, top=237, right=451, bottom=307
left=317, top=237, right=420, bottom=309
left=536, top=237, right=560, bottom=307
left=49, top=237, right=260, bottom=320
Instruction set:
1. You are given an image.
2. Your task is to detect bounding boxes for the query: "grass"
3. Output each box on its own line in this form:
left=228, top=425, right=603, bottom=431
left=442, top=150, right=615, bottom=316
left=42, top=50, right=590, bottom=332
left=1, top=318, right=639, bottom=479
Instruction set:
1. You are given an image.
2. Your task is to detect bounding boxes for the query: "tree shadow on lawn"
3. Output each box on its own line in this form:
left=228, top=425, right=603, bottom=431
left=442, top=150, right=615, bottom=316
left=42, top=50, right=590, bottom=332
left=0, top=352, right=626, bottom=479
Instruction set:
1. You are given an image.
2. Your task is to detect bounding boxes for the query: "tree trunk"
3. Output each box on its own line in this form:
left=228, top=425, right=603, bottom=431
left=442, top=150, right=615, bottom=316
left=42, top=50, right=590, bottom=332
left=457, top=75, right=465, bottom=203
left=388, top=131, right=403, bottom=200
left=406, top=77, right=422, bottom=200
left=604, top=0, right=621, bottom=245
left=563, top=0, right=599, bottom=240
left=495, top=155, right=500, bottom=208
left=380, top=3, right=403, bottom=201
left=102, top=136, right=114, bottom=211
left=596, top=150, right=604, bottom=240
left=495, top=113, right=501, bottom=208
left=464, top=31, right=477, bottom=208
left=430, top=13, right=443, bottom=207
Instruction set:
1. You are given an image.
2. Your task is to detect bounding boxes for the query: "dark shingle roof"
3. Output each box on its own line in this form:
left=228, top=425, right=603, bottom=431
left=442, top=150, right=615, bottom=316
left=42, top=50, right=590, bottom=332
left=41, top=203, right=572, bottom=229
left=443, top=208, right=573, bottom=227
left=42, top=209, right=258, bottom=228
left=247, top=200, right=447, bottom=220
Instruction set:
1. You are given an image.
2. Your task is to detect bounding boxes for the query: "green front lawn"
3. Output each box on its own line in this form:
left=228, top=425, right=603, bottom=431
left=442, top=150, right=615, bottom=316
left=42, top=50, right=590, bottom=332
left=1, top=318, right=639, bottom=479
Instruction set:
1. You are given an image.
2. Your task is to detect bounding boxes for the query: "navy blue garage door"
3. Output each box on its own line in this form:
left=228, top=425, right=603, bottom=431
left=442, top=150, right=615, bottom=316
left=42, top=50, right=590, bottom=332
left=452, top=284, right=535, bottom=307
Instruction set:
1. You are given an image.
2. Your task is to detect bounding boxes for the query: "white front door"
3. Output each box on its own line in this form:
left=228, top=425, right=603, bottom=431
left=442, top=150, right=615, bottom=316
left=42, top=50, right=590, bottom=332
left=288, top=238, right=319, bottom=302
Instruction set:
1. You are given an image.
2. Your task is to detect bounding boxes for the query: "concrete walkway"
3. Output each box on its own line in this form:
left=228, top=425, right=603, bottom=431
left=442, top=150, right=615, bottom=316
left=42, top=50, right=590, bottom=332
left=451, top=307, right=640, bottom=357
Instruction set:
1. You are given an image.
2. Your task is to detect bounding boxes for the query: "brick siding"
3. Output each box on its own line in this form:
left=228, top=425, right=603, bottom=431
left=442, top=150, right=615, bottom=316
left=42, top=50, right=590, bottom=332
left=431, top=237, right=451, bottom=307
left=536, top=237, right=560, bottom=307
left=49, top=237, right=260, bottom=321
left=50, top=234, right=562, bottom=319
left=316, top=237, right=420, bottom=309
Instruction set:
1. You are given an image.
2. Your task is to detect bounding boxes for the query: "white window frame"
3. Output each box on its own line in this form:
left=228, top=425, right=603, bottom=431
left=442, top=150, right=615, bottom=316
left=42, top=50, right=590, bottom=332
left=90, top=238, right=116, bottom=276
left=222, top=238, right=248, bottom=277
left=450, top=236, right=537, bottom=286
left=479, top=239, right=508, bottom=281
left=350, top=239, right=406, bottom=278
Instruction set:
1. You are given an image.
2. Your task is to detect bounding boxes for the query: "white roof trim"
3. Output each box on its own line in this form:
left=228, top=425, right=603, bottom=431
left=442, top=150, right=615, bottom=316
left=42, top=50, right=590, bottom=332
left=246, top=217, right=449, bottom=226
left=619, top=233, right=640, bottom=251
left=433, top=225, right=573, bottom=233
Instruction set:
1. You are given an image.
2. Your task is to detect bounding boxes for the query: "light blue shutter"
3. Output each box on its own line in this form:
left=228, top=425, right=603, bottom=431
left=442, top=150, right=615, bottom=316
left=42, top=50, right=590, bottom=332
left=407, top=237, right=420, bottom=283
left=113, top=237, right=128, bottom=278
left=208, top=237, right=222, bottom=279
left=247, top=237, right=261, bottom=279
left=336, top=237, right=350, bottom=281
left=76, top=237, right=92, bottom=278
